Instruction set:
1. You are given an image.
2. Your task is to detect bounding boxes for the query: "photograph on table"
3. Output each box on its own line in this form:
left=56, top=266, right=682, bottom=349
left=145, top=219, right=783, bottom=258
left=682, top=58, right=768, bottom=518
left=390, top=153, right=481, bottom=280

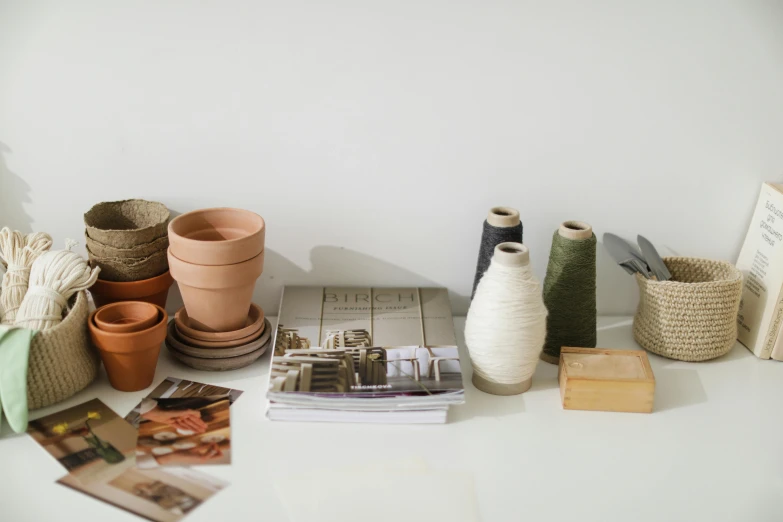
left=147, top=377, right=244, bottom=403
left=27, top=398, right=136, bottom=484
left=58, top=466, right=227, bottom=522
left=125, top=377, right=243, bottom=430
left=270, top=287, right=463, bottom=396
left=132, top=397, right=231, bottom=467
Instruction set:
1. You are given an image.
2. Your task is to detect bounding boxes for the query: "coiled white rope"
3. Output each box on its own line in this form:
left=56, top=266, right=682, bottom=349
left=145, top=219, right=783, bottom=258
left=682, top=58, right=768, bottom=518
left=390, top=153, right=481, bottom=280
left=465, top=243, right=547, bottom=387
left=14, top=240, right=100, bottom=331
left=0, top=228, right=53, bottom=324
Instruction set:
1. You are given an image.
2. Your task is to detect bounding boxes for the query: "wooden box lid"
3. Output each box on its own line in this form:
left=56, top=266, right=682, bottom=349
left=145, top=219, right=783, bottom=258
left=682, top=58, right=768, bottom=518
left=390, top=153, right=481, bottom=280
left=558, top=347, right=655, bottom=413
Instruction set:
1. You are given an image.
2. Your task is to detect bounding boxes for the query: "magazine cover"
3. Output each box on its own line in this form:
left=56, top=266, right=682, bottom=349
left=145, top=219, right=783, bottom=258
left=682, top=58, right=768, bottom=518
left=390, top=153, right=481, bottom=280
left=268, top=287, right=464, bottom=400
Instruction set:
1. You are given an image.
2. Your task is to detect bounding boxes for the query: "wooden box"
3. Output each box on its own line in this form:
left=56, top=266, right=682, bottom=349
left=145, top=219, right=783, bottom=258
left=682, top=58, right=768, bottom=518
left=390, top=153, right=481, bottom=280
left=558, top=347, right=655, bottom=413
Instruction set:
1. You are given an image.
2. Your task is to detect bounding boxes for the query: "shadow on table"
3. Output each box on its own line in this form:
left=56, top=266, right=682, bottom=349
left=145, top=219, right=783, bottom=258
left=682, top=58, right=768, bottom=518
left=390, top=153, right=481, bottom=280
left=650, top=365, right=707, bottom=412
left=449, top=385, right=525, bottom=423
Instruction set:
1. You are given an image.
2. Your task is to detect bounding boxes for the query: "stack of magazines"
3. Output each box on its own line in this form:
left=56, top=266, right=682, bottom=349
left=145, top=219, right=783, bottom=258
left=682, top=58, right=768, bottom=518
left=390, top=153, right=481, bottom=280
left=266, top=286, right=465, bottom=424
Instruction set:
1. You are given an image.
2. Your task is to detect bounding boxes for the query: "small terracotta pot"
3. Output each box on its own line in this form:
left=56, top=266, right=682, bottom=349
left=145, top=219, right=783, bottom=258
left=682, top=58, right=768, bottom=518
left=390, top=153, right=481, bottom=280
left=89, top=305, right=168, bottom=392
left=168, top=208, right=265, bottom=265
left=94, top=301, right=160, bottom=334
left=168, top=249, right=264, bottom=332
left=90, top=271, right=174, bottom=308
left=174, top=303, right=264, bottom=340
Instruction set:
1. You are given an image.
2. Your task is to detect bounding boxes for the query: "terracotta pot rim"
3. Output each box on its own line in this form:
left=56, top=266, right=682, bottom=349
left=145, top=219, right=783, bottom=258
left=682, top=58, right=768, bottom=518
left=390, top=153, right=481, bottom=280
left=168, top=208, right=265, bottom=265
left=174, top=303, right=264, bottom=339
left=94, top=301, right=159, bottom=333
left=168, top=207, right=264, bottom=246
left=168, top=249, right=264, bottom=289
left=91, top=270, right=174, bottom=298
left=89, top=305, right=168, bottom=352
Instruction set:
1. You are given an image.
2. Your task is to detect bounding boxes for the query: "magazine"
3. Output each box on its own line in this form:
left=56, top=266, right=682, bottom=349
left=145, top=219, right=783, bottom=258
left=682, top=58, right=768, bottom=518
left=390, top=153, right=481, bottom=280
left=266, top=287, right=464, bottom=421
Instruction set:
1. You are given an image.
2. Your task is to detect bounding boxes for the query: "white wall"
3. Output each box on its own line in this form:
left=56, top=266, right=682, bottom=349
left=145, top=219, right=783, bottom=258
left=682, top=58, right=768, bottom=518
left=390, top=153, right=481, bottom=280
left=1, top=1, right=782, bottom=316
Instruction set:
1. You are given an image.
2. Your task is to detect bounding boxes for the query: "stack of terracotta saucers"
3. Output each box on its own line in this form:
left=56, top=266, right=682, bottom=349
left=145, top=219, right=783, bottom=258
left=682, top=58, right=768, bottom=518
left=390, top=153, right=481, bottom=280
left=166, top=303, right=271, bottom=370
left=165, top=208, right=269, bottom=370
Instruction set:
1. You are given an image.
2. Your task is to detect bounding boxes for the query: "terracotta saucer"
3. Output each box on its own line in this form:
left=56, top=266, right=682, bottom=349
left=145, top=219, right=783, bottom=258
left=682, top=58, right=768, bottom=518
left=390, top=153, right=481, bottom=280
left=166, top=318, right=271, bottom=358
left=174, top=303, right=264, bottom=341
left=175, top=321, right=264, bottom=348
left=166, top=333, right=271, bottom=371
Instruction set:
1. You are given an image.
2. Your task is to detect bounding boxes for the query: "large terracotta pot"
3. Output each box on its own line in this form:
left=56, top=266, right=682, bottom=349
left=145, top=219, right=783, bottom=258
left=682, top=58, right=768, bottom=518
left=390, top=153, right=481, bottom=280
left=168, top=248, right=264, bottom=332
left=90, top=271, right=174, bottom=308
left=168, top=208, right=265, bottom=266
left=89, top=304, right=168, bottom=392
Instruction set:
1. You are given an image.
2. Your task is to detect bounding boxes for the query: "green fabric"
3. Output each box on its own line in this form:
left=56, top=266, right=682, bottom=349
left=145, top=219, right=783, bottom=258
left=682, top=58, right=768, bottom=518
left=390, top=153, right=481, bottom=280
left=0, top=325, right=37, bottom=433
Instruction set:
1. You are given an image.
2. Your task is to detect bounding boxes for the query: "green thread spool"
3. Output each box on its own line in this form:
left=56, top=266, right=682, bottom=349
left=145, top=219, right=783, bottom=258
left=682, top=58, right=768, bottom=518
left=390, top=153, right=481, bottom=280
left=541, top=221, right=597, bottom=364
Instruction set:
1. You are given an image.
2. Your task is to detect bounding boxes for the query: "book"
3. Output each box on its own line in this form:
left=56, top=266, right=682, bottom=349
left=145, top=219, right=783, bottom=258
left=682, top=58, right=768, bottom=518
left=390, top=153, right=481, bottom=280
left=770, top=318, right=783, bottom=361
left=736, top=182, right=783, bottom=359
left=266, top=286, right=465, bottom=423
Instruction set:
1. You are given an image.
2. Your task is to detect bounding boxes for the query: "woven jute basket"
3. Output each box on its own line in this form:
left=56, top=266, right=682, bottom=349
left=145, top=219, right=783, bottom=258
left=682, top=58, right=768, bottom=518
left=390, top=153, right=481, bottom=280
left=633, top=257, right=743, bottom=362
left=27, top=291, right=100, bottom=410
left=84, top=199, right=169, bottom=249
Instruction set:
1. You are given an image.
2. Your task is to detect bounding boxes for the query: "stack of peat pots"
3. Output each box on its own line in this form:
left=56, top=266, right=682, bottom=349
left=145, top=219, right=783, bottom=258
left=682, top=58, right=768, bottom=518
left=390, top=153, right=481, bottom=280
left=85, top=200, right=174, bottom=308
left=84, top=199, right=173, bottom=391
left=166, top=208, right=271, bottom=371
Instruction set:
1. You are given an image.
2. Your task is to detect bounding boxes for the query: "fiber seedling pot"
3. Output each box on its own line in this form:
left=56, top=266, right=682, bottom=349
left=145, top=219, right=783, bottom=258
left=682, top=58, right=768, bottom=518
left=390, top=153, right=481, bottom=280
left=84, top=199, right=169, bottom=249
left=89, top=270, right=174, bottom=309
left=85, top=234, right=169, bottom=259
left=168, top=208, right=265, bottom=266
left=168, top=248, right=264, bottom=332
left=174, top=303, right=265, bottom=339
left=89, top=305, right=168, bottom=392
left=94, top=301, right=160, bottom=334
left=88, top=247, right=169, bottom=283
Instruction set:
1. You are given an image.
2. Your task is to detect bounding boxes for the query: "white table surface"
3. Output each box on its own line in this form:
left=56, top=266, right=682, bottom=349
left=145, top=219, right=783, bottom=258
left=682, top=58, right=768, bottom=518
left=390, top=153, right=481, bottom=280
left=2, top=316, right=783, bottom=522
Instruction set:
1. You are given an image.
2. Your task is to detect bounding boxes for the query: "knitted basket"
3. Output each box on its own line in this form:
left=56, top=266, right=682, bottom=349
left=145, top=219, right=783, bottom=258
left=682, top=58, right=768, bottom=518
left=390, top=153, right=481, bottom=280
left=27, top=291, right=100, bottom=409
left=632, top=257, right=743, bottom=362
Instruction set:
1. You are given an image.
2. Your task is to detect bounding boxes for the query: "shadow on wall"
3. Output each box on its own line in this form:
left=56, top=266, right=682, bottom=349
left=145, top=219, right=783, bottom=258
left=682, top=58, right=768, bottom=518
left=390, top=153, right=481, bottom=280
left=0, top=142, right=34, bottom=232
left=247, top=246, right=471, bottom=317
left=596, top=237, right=640, bottom=315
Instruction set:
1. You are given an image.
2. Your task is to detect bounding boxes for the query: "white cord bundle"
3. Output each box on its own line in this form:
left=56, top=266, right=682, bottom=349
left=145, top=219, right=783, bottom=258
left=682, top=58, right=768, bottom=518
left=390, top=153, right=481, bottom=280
left=465, top=242, right=547, bottom=394
left=14, top=241, right=100, bottom=331
left=0, top=228, right=53, bottom=324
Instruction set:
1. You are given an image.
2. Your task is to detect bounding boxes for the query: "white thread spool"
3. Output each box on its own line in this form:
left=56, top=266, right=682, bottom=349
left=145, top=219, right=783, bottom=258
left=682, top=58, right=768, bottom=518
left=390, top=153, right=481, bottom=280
left=465, top=242, right=548, bottom=395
